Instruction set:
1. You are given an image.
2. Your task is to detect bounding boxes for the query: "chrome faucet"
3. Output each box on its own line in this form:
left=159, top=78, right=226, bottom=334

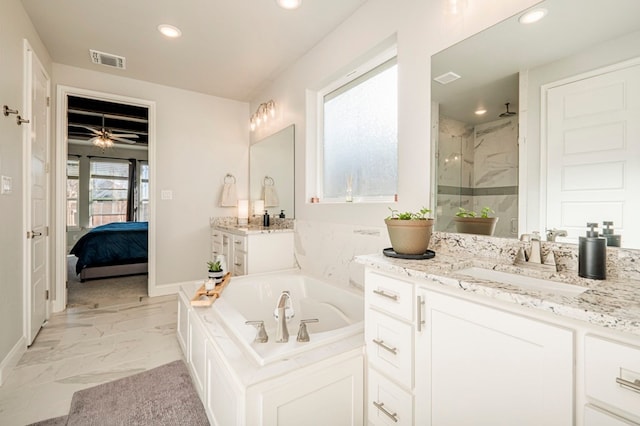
left=245, top=320, right=268, bottom=343
left=274, top=291, right=294, bottom=343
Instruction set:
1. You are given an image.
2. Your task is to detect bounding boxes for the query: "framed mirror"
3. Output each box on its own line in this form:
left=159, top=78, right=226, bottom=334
left=250, top=124, right=295, bottom=218
left=431, top=0, right=640, bottom=247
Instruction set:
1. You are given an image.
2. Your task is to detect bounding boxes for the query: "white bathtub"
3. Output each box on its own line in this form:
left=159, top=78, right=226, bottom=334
left=210, top=269, right=364, bottom=366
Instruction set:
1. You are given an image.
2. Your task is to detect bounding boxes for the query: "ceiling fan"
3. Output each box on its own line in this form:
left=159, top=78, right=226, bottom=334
left=74, top=114, right=139, bottom=149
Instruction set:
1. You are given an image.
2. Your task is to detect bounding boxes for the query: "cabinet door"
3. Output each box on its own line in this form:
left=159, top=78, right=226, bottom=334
left=423, top=290, right=573, bottom=426
left=206, top=340, right=243, bottom=426
left=177, top=291, right=190, bottom=357
left=188, top=310, right=207, bottom=400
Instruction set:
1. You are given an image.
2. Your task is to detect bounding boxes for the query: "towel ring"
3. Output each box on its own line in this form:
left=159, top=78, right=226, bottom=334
left=264, top=176, right=275, bottom=186
left=224, top=173, right=236, bottom=184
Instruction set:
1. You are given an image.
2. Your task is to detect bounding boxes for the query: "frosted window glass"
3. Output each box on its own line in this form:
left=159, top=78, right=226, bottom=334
left=323, top=62, right=397, bottom=200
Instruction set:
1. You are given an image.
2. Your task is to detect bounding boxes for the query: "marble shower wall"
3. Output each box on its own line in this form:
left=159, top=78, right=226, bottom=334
left=436, top=115, right=518, bottom=238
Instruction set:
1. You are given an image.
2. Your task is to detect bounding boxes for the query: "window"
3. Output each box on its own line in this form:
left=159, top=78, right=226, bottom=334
left=139, top=161, right=149, bottom=221
left=89, top=160, right=129, bottom=227
left=321, top=56, right=398, bottom=202
left=66, top=158, right=79, bottom=228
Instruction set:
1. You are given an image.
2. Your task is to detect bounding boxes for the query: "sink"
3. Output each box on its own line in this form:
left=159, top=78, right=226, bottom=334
left=456, top=267, right=587, bottom=297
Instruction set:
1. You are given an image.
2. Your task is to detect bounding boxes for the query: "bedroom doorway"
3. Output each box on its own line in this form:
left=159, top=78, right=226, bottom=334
left=55, top=87, right=155, bottom=312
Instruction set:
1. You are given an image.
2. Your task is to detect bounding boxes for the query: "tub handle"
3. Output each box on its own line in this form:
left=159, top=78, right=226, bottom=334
left=297, top=318, right=319, bottom=342
left=372, top=339, right=397, bottom=355
left=245, top=320, right=269, bottom=343
left=373, top=401, right=398, bottom=423
left=373, top=289, right=398, bottom=301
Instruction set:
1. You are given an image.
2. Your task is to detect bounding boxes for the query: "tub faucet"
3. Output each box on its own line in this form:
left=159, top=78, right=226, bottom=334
left=296, top=319, right=319, bottom=342
left=275, top=291, right=294, bottom=343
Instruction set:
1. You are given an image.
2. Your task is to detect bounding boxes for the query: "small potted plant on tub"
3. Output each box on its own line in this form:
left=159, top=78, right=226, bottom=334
left=453, top=206, right=498, bottom=236
left=384, top=207, right=434, bottom=255
left=207, top=260, right=224, bottom=284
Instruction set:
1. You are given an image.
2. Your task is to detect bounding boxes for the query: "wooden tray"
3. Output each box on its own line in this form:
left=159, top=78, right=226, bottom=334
left=190, top=273, right=231, bottom=306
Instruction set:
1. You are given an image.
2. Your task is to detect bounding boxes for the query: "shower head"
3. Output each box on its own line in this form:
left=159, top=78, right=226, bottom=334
left=499, top=102, right=517, bottom=118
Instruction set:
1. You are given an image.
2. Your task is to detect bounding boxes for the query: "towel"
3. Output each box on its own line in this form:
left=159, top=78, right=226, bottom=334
left=263, top=184, right=279, bottom=207
left=220, top=182, right=238, bottom=207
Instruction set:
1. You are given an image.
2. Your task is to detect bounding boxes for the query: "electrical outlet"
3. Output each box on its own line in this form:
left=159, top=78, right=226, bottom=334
left=161, top=190, right=173, bottom=200
left=1, top=176, right=12, bottom=195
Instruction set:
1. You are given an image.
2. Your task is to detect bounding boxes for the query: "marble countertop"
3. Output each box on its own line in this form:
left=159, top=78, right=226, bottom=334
left=213, top=223, right=294, bottom=235
left=355, top=252, right=640, bottom=337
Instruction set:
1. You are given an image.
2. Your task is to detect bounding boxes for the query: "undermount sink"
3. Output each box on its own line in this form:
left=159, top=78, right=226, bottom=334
left=456, top=267, right=588, bottom=297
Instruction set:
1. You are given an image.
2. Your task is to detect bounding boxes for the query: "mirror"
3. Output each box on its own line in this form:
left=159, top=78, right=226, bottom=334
left=431, top=0, right=640, bottom=246
left=250, top=124, right=295, bottom=219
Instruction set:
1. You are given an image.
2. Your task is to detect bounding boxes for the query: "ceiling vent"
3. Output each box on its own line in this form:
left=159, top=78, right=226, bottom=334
left=89, top=49, right=126, bottom=69
left=434, top=71, right=461, bottom=85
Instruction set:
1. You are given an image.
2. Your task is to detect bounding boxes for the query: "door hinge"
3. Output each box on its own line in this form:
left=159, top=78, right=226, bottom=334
left=46, top=97, right=50, bottom=107
left=45, top=226, right=49, bottom=236
left=26, top=231, right=32, bottom=239
left=45, top=290, right=49, bottom=300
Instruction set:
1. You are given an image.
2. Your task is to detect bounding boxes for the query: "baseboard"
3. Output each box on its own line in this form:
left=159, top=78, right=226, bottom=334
left=149, top=281, right=185, bottom=297
left=0, top=336, right=26, bottom=386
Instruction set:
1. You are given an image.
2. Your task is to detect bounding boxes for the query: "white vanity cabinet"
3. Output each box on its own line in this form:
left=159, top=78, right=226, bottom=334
left=364, top=269, right=574, bottom=426
left=211, top=227, right=294, bottom=276
left=420, top=289, right=574, bottom=426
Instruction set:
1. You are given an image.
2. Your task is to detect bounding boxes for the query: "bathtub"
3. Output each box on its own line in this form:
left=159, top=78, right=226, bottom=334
left=210, top=269, right=364, bottom=366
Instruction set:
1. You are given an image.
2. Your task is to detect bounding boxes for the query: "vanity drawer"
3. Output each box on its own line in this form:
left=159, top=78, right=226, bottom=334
left=366, top=270, right=414, bottom=321
left=585, top=335, right=640, bottom=418
left=232, top=251, right=247, bottom=276
left=232, top=235, right=247, bottom=252
left=368, top=367, right=412, bottom=425
left=366, top=308, right=413, bottom=388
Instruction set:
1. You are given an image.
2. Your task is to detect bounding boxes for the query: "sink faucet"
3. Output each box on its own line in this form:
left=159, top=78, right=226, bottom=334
left=546, top=228, right=568, bottom=242
left=515, top=232, right=556, bottom=270
left=274, top=291, right=294, bottom=343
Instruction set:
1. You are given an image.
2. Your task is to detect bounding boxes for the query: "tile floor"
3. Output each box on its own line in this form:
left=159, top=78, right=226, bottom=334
left=0, top=294, right=182, bottom=425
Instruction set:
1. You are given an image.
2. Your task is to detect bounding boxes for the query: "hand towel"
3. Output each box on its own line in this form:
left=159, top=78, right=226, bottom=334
left=263, top=184, right=279, bottom=207
left=220, top=182, right=238, bottom=207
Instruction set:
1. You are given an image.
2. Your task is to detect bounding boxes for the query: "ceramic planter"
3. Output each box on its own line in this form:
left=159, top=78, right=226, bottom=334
left=208, top=270, right=225, bottom=284
left=385, top=218, right=434, bottom=255
left=454, top=217, right=499, bottom=236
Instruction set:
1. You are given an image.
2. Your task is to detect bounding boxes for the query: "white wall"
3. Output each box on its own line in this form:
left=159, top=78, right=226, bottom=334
left=249, top=0, right=539, bottom=285
left=53, top=64, right=249, bottom=294
left=0, top=0, right=52, bottom=383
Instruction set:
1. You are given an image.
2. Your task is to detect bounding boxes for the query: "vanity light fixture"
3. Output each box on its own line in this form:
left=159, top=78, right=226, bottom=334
left=276, top=0, right=302, bottom=10
left=157, top=24, right=182, bottom=38
left=519, top=8, right=548, bottom=24
left=250, top=100, right=276, bottom=132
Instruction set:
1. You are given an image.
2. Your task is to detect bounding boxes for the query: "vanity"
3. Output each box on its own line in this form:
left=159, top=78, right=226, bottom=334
left=210, top=218, right=295, bottom=276
left=357, top=233, right=640, bottom=426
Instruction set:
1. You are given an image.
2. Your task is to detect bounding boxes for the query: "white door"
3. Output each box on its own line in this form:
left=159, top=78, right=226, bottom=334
left=25, top=44, right=50, bottom=344
left=545, top=61, right=640, bottom=247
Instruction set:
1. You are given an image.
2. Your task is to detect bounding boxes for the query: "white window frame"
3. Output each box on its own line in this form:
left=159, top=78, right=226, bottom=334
left=138, top=160, right=149, bottom=221
left=315, top=46, right=398, bottom=204
left=66, top=157, right=80, bottom=230
left=89, top=158, right=130, bottom=227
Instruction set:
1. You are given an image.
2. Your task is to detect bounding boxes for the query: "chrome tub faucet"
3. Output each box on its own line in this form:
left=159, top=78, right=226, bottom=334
left=274, top=291, right=295, bottom=343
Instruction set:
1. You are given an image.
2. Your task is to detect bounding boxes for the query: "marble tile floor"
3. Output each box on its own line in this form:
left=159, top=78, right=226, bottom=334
left=0, top=294, right=183, bottom=426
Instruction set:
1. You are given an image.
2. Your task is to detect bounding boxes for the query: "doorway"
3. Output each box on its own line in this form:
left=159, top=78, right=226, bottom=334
left=54, top=87, right=156, bottom=312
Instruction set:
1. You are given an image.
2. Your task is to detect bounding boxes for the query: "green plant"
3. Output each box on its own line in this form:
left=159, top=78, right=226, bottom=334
left=455, top=206, right=495, bottom=218
left=386, top=207, right=431, bottom=220
left=207, top=260, right=223, bottom=272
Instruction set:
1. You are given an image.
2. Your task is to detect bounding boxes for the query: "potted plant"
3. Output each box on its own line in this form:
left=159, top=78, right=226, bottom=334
left=453, top=206, right=499, bottom=236
left=385, top=207, right=434, bottom=254
left=207, top=260, right=225, bottom=284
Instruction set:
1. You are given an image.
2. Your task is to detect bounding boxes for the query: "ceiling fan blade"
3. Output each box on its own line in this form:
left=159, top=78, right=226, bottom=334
left=110, top=136, right=137, bottom=144
left=109, top=133, right=139, bottom=138
left=69, top=124, right=103, bottom=135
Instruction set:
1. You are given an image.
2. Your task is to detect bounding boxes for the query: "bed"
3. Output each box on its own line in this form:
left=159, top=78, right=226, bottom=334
left=70, top=221, right=148, bottom=282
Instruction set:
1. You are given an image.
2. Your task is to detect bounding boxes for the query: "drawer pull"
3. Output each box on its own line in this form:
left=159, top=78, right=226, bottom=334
left=234, top=240, right=242, bottom=245
left=616, top=377, right=640, bottom=393
left=234, top=262, right=242, bottom=267
left=373, top=289, right=398, bottom=301
left=372, top=339, right=397, bottom=355
left=373, top=401, right=398, bottom=423
left=417, top=295, right=425, bottom=332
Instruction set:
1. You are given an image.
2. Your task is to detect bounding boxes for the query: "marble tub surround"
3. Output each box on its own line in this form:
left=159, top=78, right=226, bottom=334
left=210, top=215, right=294, bottom=233
left=356, top=232, right=640, bottom=336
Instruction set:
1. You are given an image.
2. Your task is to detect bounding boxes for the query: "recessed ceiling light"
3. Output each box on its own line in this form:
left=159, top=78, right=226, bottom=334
left=518, top=8, right=548, bottom=24
left=475, top=109, right=487, bottom=115
left=276, top=0, right=302, bottom=10
left=157, top=24, right=182, bottom=38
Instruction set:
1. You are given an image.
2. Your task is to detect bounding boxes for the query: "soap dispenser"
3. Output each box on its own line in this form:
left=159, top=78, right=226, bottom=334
left=279, top=210, right=285, bottom=219
left=602, top=221, right=621, bottom=247
left=263, top=210, right=270, bottom=227
left=578, top=222, right=606, bottom=280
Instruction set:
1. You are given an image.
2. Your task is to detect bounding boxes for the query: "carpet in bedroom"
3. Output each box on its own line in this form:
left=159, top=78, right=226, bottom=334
left=28, top=360, right=209, bottom=426
left=67, top=255, right=148, bottom=309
